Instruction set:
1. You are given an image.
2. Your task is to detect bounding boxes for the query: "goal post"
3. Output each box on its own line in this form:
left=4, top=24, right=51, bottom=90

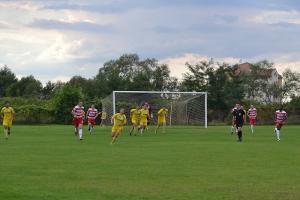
left=102, top=91, right=208, bottom=128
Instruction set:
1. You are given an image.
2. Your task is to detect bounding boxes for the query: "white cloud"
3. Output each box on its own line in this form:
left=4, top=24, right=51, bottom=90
left=160, top=53, right=242, bottom=79
left=252, top=10, right=300, bottom=25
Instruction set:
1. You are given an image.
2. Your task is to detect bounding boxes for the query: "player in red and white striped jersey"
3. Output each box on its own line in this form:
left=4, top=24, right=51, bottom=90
left=72, top=102, right=85, bottom=140
left=274, top=107, right=288, bottom=141
left=86, top=105, right=98, bottom=135
left=247, top=105, right=257, bottom=134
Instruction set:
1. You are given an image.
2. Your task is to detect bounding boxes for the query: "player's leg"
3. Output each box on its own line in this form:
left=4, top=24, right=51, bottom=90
left=155, top=123, right=160, bottom=134
left=231, top=119, right=235, bottom=135
left=88, top=119, right=94, bottom=135
left=250, top=119, right=254, bottom=134
left=275, top=123, right=281, bottom=141
left=140, top=122, right=146, bottom=135
left=162, top=121, right=166, bottom=133
left=111, top=126, right=120, bottom=144
left=129, top=120, right=136, bottom=136
left=237, top=125, right=242, bottom=142
left=111, top=130, right=117, bottom=144
left=73, top=118, right=78, bottom=136
left=3, top=124, right=8, bottom=139
left=78, top=123, right=83, bottom=140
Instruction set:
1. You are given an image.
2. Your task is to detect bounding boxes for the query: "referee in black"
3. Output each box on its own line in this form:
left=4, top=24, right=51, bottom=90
left=232, top=103, right=246, bottom=142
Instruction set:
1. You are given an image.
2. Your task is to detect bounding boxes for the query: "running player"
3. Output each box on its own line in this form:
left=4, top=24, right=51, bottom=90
left=155, top=107, right=168, bottom=134
left=247, top=105, right=257, bottom=134
left=86, top=104, right=98, bottom=135
left=139, top=104, right=149, bottom=135
left=111, top=108, right=127, bottom=144
left=129, top=106, right=140, bottom=136
left=99, top=109, right=107, bottom=127
left=274, top=106, right=288, bottom=141
left=232, top=103, right=246, bottom=142
left=0, top=101, right=15, bottom=140
left=72, top=102, right=85, bottom=140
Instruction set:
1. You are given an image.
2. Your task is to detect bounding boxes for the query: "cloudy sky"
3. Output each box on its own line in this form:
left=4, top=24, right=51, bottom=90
left=0, top=0, right=299, bottom=83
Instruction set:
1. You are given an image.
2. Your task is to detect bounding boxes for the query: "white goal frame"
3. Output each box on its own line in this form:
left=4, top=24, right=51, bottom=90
left=112, top=91, right=208, bottom=128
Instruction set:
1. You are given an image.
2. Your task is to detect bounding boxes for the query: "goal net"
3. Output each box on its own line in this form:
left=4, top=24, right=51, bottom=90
left=101, top=91, right=207, bottom=128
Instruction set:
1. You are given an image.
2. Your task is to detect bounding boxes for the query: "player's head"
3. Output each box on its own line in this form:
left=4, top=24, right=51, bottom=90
left=5, top=101, right=10, bottom=107
left=279, top=105, right=284, bottom=111
left=136, top=105, right=140, bottom=109
left=78, top=101, right=83, bottom=107
left=250, top=104, right=254, bottom=109
left=91, top=104, right=95, bottom=108
left=235, top=103, right=241, bottom=109
left=143, top=104, right=148, bottom=109
left=144, top=102, right=149, bottom=108
left=120, top=108, right=125, bottom=114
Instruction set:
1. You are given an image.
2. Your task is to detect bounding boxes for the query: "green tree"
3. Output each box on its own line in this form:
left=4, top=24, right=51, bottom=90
left=53, top=84, right=83, bottom=124
left=0, top=66, right=17, bottom=97
left=6, top=75, right=42, bottom=97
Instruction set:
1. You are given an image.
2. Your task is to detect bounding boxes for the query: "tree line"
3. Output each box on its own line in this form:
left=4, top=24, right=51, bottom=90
left=1, top=54, right=300, bottom=124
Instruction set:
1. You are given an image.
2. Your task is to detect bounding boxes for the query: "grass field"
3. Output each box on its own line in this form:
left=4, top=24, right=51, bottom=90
left=0, top=125, right=300, bottom=200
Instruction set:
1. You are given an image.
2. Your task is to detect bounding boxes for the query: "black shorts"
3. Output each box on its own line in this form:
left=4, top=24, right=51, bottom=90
left=235, top=122, right=244, bottom=128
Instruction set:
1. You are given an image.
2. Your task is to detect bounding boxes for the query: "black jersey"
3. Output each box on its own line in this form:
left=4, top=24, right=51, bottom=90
left=232, top=109, right=245, bottom=124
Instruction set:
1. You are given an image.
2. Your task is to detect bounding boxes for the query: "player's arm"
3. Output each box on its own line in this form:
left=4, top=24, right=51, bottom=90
left=124, top=116, right=127, bottom=125
left=12, top=108, right=16, bottom=120
left=95, top=111, right=99, bottom=119
left=86, top=110, right=89, bottom=119
left=111, top=115, right=115, bottom=125
left=0, top=108, right=3, bottom=120
left=130, top=109, right=133, bottom=118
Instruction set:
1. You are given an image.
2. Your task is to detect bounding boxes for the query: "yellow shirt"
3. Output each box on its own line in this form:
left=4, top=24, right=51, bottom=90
left=139, top=108, right=149, bottom=121
left=101, top=112, right=107, bottom=119
left=113, top=113, right=127, bottom=126
left=130, top=109, right=140, bottom=120
left=1, top=107, right=15, bottom=121
left=158, top=108, right=168, bottom=119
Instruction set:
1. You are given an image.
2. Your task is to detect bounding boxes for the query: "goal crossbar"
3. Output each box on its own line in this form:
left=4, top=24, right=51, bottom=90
left=111, top=91, right=208, bottom=128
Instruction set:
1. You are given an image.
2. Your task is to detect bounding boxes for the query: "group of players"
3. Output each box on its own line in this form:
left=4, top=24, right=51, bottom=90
left=71, top=102, right=107, bottom=140
left=71, top=101, right=169, bottom=144
left=230, top=103, right=288, bottom=142
left=0, top=100, right=289, bottom=143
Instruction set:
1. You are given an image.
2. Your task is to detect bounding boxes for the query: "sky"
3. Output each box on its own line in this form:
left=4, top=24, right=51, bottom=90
left=0, top=0, right=300, bottom=84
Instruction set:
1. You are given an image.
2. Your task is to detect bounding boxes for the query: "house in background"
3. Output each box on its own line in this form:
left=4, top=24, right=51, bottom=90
left=235, top=63, right=282, bottom=103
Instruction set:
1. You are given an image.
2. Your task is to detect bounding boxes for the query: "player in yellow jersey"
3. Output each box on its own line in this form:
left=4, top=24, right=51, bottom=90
left=139, top=104, right=149, bottom=135
left=155, top=107, right=168, bottom=134
left=1, top=101, right=15, bottom=140
left=129, top=106, right=140, bottom=136
left=111, top=108, right=127, bottom=144
left=100, top=109, right=107, bottom=127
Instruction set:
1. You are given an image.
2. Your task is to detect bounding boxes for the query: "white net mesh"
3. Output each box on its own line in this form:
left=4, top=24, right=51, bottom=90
left=101, top=91, right=207, bottom=127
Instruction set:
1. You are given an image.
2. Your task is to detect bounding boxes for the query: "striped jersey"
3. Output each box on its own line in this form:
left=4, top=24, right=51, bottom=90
left=247, top=108, right=257, bottom=119
left=87, top=108, right=98, bottom=118
left=275, top=110, right=287, bottom=123
left=72, top=105, right=84, bottom=118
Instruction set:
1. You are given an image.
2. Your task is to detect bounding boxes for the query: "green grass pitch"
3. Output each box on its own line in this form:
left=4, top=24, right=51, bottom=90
left=0, top=125, right=300, bottom=200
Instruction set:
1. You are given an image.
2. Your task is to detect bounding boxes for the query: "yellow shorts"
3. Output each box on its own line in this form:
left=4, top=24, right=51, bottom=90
left=112, top=125, right=123, bottom=133
left=3, top=120, right=13, bottom=128
left=157, top=119, right=166, bottom=125
left=131, top=119, right=139, bottom=126
left=140, top=120, right=147, bottom=127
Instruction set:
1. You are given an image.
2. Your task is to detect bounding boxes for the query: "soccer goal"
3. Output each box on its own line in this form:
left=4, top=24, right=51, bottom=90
left=101, top=91, right=207, bottom=128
